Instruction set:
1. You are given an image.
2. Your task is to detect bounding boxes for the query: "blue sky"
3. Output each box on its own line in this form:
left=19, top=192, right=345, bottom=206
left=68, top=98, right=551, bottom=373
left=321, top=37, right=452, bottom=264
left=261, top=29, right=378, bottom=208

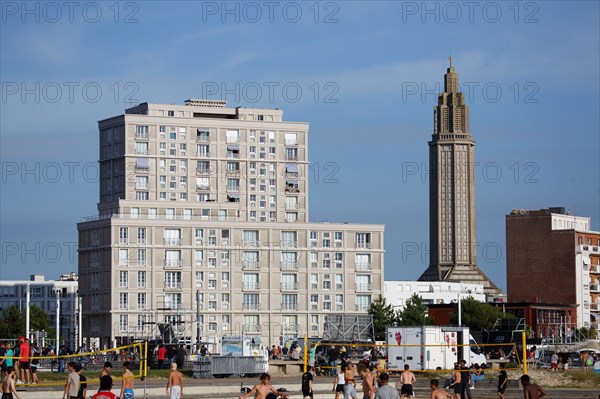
left=1, top=1, right=599, bottom=291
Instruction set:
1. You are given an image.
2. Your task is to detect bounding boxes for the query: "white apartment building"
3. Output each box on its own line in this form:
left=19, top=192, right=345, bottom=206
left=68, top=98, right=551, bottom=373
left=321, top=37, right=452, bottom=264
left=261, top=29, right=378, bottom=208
left=0, top=274, right=79, bottom=349
left=77, top=100, right=384, bottom=350
left=384, top=280, right=485, bottom=309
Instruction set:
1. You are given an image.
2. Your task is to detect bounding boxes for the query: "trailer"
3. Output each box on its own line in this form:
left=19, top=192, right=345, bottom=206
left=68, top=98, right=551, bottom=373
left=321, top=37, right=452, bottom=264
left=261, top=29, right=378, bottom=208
left=386, top=326, right=487, bottom=371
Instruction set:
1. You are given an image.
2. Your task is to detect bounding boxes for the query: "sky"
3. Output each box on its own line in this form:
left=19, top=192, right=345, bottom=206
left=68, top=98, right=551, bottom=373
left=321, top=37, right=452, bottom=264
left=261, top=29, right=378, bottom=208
left=1, top=1, right=599, bottom=291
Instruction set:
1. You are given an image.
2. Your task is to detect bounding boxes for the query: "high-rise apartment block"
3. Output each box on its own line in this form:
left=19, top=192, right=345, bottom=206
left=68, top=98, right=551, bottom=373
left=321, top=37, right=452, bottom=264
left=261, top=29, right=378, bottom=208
left=77, top=100, right=384, bottom=349
left=418, top=61, right=500, bottom=296
left=506, top=207, right=600, bottom=328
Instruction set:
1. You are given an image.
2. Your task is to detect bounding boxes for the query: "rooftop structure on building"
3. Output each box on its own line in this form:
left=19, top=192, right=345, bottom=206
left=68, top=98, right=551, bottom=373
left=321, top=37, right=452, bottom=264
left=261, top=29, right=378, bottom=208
left=78, top=100, right=384, bottom=350
left=384, top=280, right=486, bottom=309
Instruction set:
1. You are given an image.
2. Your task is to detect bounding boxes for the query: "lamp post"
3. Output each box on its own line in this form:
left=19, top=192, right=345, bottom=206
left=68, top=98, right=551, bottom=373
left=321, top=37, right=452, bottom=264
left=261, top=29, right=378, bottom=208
left=458, top=293, right=462, bottom=326
left=196, top=285, right=202, bottom=348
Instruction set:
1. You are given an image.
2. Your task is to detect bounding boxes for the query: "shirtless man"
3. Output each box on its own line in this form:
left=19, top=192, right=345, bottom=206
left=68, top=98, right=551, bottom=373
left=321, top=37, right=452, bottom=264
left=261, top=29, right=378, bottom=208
left=239, top=373, right=289, bottom=399
left=399, top=365, right=416, bottom=399
left=429, top=379, right=452, bottom=399
left=344, top=363, right=358, bottom=399
left=166, top=363, right=184, bottom=399
left=357, top=364, right=373, bottom=399
left=520, top=375, right=546, bottom=399
left=119, top=361, right=135, bottom=399
left=448, top=364, right=462, bottom=399
left=1, top=367, right=21, bottom=399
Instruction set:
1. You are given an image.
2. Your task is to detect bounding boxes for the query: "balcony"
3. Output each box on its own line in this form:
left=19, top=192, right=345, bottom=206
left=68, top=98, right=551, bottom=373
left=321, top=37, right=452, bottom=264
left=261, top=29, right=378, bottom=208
left=356, top=304, right=370, bottom=312
left=281, top=303, right=298, bottom=311
left=135, top=132, right=149, bottom=140
left=281, top=262, right=298, bottom=270
left=285, top=186, right=300, bottom=193
left=590, top=284, right=600, bottom=293
left=355, top=242, right=372, bottom=249
left=196, top=169, right=211, bottom=176
left=196, top=185, right=211, bottom=192
left=285, top=155, right=298, bottom=161
left=164, top=259, right=182, bottom=268
left=243, top=282, right=260, bottom=290
left=285, top=203, right=299, bottom=210
left=243, top=324, right=261, bottom=333
left=281, top=282, right=298, bottom=290
left=225, top=169, right=240, bottom=175
left=355, top=283, right=373, bottom=291
left=164, top=282, right=183, bottom=289
left=135, top=149, right=149, bottom=155
left=163, top=238, right=182, bottom=245
left=196, top=152, right=211, bottom=158
left=226, top=185, right=240, bottom=192
left=280, top=241, right=298, bottom=248
left=243, top=261, right=260, bottom=269
left=135, top=182, right=149, bottom=189
left=243, top=303, right=261, bottom=311
left=226, top=152, right=240, bottom=159
left=355, top=263, right=372, bottom=271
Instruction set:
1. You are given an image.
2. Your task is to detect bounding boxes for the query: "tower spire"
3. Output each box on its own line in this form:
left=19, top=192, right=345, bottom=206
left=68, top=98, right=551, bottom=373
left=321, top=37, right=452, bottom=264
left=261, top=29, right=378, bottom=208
left=449, top=54, right=453, bottom=68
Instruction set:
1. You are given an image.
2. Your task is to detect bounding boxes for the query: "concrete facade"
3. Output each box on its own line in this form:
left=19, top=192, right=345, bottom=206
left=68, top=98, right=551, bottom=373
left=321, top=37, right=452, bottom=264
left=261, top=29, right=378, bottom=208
left=418, top=61, right=500, bottom=296
left=0, top=274, right=79, bottom=349
left=77, top=100, right=384, bottom=350
left=506, top=207, right=600, bottom=328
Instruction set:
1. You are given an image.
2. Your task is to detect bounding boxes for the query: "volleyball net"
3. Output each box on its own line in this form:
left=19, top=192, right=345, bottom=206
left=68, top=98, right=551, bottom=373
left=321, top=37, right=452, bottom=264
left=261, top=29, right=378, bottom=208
left=0, top=341, right=148, bottom=388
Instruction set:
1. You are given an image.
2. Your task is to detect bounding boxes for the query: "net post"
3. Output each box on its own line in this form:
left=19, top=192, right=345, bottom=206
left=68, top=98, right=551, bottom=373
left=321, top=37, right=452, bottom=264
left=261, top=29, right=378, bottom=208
left=522, top=331, right=527, bottom=374
left=303, top=334, right=308, bottom=373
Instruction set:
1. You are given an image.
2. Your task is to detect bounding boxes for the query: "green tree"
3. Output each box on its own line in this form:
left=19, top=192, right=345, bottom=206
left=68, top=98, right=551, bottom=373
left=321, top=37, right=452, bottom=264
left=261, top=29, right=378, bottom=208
left=450, top=297, right=506, bottom=331
left=0, top=304, right=52, bottom=339
left=368, top=294, right=396, bottom=338
left=396, top=293, right=434, bottom=326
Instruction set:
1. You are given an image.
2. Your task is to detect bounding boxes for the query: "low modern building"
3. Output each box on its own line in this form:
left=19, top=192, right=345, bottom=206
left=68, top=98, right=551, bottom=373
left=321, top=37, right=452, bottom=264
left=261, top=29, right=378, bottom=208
left=506, top=207, right=600, bottom=328
left=385, top=280, right=485, bottom=309
left=77, top=100, right=384, bottom=350
left=0, top=273, right=79, bottom=349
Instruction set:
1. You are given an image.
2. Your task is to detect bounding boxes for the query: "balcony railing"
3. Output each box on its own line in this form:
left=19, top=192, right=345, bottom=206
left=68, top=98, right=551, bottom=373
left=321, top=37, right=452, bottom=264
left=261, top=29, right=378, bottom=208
left=135, top=132, right=149, bottom=140
left=164, top=281, right=183, bottom=289
left=163, top=238, right=182, bottom=245
left=355, top=242, right=372, bottom=249
left=356, top=304, right=370, bottom=312
left=196, top=152, right=211, bottom=157
left=355, top=263, right=372, bottom=271
left=164, top=259, right=182, bottom=268
left=280, top=241, right=298, bottom=248
left=243, top=261, right=260, bottom=269
left=285, top=203, right=299, bottom=210
left=226, top=153, right=240, bottom=159
left=135, top=149, right=149, bottom=155
left=285, top=155, right=298, bottom=161
left=243, top=324, right=261, bottom=333
left=196, top=186, right=211, bottom=191
left=135, top=183, right=149, bottom=189
left=281, top=282, right=298, bottom=290
left=281, top=303, right=298, bottom=311
left=226, top=185, right=240, bottom=192
left=355, top=283, right=373, bottom=291
left=243, top=303, right=261, bottom=311
left=281, top=262, right=298, bottom=270
left=226, top=137, right=240, bottom=143
left=243, top=282, right=260, bottom=290
left=196, top=169, right=211, bottom=176
left=285, top=139, right=298, bottom=146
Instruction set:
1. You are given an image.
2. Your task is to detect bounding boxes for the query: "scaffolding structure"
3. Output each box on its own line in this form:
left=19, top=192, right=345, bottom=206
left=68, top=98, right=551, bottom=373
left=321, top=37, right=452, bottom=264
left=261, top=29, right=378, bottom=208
left=323, top=314, right=374, bottom=342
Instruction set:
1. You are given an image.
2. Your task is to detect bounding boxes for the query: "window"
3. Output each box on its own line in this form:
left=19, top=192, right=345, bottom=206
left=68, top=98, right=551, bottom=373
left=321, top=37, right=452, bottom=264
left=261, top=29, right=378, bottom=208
left=281, top=294, right=298, bottom=311
left=119, top=293, right=128, bottom=310
left=285, top=179, right=299, bottom=193
left=355, top=233, right=372, bottom=248
left=310, top=252, right=318, bottom=268
left=221, top=251, right=229, bottom=265
left=243, top=315, right=260, bottom=333
left=196, top=129, right=209, bottom=142
left=243, top=294, right=260, bottom=310
left=355, top=254, right=371, bottom=270
left=281, top=273, right=298, bottom=290
left=137, top=271, right=146, bottom=288
left=119, top=315, right=128, bottom=331
left=164, top=228, right=181, bottom=245
left=119, top=249, right=128, bottom=265
left=285, top=147, right=298, bottom=160
left=166, top=208, right=175, bottom=220
left=310, top=274, right=318, bottom=289
left=137, top=249, right=146, bottom=266
left=165, top=272, right=182, bottom=288
left=356, top=275, right=372, bottom=291
left=335, top=274, right=343, bottom=290
left=356, top=295, right=371, bottom=311
left=281, top=231, right=297, bottom=247
left=208, top=322, right=217, bottom=332
left=165, top=250, right=181, bottom=267
left=285, top=132, right=297, bottom=145
left=119, top=227, right=128, bottom=244
left=285, top=212, right=298, bottom=223
left=197, top=144, right=209, bottom=157
left=226, top=129, right=239, bottom=143
left=137, top=293, right=146, bottom=310
left=135, top=125, right=149, bottom=138
left=226, top=178, right=240, bottom=191
left=119, top=271, right=128, bottom=288
left=281, top=252, right=298, bottom=269
left=149, top=208, right=157, bottom=219
left=243, top=230, right=259, bottom=246
left=243, top=273, right=260, bottom=290
left=137, top=228, right=146, bottom=244
left=226, top=145, right=240, bottom=159
left=135, top=141, right=148, bottom=155
left=164, top=293, right=182, bottom=309
left=334, top=232, right=343, bottom=241
left=243, top=251, right=259, bottom=268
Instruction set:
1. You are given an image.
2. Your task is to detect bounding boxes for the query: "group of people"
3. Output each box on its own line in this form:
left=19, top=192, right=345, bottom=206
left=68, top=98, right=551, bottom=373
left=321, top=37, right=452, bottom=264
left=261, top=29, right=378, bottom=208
left=0, top=337, right=40, bottom=386
left=61, top=361, right=135, bottom=399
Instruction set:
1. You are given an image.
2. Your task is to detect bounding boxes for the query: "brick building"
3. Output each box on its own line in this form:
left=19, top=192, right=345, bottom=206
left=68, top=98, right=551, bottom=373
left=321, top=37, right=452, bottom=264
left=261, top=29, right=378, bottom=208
left=506, top=207, right=600, bottom=328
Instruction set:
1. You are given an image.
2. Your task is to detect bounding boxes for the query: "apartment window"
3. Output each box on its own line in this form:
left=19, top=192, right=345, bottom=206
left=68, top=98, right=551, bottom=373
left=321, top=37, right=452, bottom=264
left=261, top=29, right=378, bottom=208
left=356, top=295, right=371, bottom=311
left=226, top=129, right=239, bottom=143
left=323, top=295, right=331, bottom=311
left=226, top=161, right=240, bottom=173
left=243, top=294, right=260, bottom=310
left=119, top=249, right=128, bottom=265
left=335, top=253, right=343, bottom=267
left=222, top=315, right=230, bottom=330
left=168, top=110, right=175, bottom=117
left=243, top=315, right=260, bottom=333
left=119, top=315, right=128, bottom=331
left=281, top=294, right=298, bottom=311
left=135, top=125, right=149, bottom=138
left=281, top=252, right=298, bottom=269
left=197, top=144, right=209, bottom=157
left=137, top=228, right=146, bottom=244
left=137, top=293, right=146, bottom=310
left=137, top=271, right=146, bottom=288
left=195, top=272, right=204, bottom=286
left=335, top=274, right=343, bottom=290
left=197, top=193, right=209, bottom=202
left=196, top=129, right=209, bottom=142
left=226, top=178, right=240, bottom=192
left=285, top=147, right=298, bottom=160
left=281, top=231, right=297, bottom=247
left=281, top=273, right=298, bottom=290
left=284, top=132, right=297, bottom=145
left=334, top=232, right=343, bottom=241
left=323, top=259, right=331, bottom=269
left=285, top=212, right=298, bottom=223
left=135, top=142, right=148, bottom=155
left=165, top=272, right=182, bottom=288
left=243, top=230, right=259, bottom=246
left=119, top=227, right=128, bottom=244
left=137, top=249, right=146, bottom=266
left=356, top=275, right=372, bottom=291
left=226, top=145, right=240, bottom=159
left=356, top=254, right=371, bottom=269
left=310, top=274, right=318, bottom=289
left=221, top=251, right=229, bottom=265
left=335, top=294, right=344, bottom=311
left=355, top=233, right=372, bottom=248
left=285, top=179, right=299, bottom=193
left=119, top=293, right=128, bottom=310
left=243, top=273, right=259, bottom=290
left=323, top=239, right=331, bottom=248
left=149, top=208, right=157, bottom=219
left=323, top=275, right=331, bottom=290
left=166, top=208, right=175, bottom=220
left=222, top=271, right=230, bottom=282
left=179, top=143, right=186, bottom=156
left=164, top=228, right=181, bottom=245
left=310, top=252, right=318, bottom=268
left=243, top=251, right=259, bottom=268
left=164, top=293, right=182, bottom=309
left=119, top=271, right=128, bottom=288
left=165, top=250, right=182, bottom=267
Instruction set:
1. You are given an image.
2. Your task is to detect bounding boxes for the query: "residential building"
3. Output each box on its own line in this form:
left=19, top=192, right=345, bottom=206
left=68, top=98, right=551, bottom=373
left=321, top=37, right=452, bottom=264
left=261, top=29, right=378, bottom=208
left=0, top=273, right=79, bottom=349
left=506, top=207, right=600, bottom=328
left=77, top=100, right=384, bottom=350
left=417, top=60, right=500, bottom=296
left=385, top=281, right=485, bottom=309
